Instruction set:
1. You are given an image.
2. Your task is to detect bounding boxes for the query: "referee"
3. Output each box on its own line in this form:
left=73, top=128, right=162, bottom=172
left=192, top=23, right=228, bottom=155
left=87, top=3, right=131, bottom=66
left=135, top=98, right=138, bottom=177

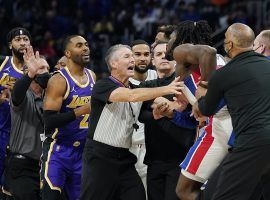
left=193, top=23, right=270, bottom=200
left=80, top=44, right=184, bottom=200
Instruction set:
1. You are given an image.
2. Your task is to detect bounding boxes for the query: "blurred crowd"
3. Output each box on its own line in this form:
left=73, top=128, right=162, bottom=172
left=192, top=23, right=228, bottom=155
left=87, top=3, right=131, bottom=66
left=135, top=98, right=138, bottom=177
left=0, top=0, right=264, bottom=78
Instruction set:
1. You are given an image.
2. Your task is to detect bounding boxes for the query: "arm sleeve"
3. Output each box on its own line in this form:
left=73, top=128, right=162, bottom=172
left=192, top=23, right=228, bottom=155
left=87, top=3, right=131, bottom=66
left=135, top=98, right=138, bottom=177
left=11, top=74, right=33, bottom=107
left=43, top=110, right=76, bottom=130
left=92, top=78, right=119, bottom=103
left=198, top=72, right=224, bottom=116
left=171, top=110, right=199, bottom=129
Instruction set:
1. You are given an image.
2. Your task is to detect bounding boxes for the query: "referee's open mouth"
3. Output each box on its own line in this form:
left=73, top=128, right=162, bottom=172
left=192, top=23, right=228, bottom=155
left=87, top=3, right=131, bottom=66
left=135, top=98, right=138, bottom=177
left=127, top=66, right=134, bottom=71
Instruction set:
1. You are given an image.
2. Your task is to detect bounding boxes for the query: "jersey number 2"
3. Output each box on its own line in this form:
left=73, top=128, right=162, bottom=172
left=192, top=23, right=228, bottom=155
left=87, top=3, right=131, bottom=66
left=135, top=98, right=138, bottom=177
left=80, top=114, right=89, bottom=129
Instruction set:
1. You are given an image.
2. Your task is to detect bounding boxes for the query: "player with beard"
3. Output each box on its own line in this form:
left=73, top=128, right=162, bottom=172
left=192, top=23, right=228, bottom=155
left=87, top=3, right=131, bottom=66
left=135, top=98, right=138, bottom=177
left=0, top=27, right=31, bottom=194
left=41, top=35, right=96, bottom=200
left=129, top=40, right=157, bottom=194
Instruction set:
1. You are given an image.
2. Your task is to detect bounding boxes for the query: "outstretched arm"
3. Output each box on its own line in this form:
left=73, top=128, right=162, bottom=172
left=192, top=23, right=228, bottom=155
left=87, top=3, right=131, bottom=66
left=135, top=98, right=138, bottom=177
left=173, top=44, right=217, bottom=81
left=109, top=77, right=184, bottom=103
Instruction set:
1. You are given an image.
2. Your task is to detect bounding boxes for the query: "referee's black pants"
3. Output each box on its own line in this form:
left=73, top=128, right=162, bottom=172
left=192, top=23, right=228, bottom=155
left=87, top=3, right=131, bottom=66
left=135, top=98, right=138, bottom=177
left=198, top=144, right=270, bottom=200
left=80, top=139, right=146, bottom=200
left=3, top=154, right=40, bottom=200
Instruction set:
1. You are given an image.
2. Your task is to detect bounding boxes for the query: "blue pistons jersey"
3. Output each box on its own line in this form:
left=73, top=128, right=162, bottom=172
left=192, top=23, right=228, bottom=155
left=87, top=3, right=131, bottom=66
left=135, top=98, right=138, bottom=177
left=50, top=66, right=94, bottom=142
left=0, top=56, right=24, bottom=133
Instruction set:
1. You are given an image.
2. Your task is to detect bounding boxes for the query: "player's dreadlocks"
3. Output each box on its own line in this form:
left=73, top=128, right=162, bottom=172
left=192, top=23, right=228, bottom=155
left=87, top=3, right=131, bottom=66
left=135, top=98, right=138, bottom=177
left=171, top=20, right=212, bottom=53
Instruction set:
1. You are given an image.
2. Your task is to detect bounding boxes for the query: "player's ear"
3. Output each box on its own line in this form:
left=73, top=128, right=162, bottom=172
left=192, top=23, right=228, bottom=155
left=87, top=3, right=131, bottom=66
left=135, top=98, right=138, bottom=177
left=65, top=50, right=71, bottom=59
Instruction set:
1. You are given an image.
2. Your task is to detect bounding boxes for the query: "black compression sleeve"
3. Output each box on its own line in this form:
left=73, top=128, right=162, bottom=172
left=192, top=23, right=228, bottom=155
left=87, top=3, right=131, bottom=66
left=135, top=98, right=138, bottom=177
left=12, top=74, right=33, bottom=106
left=43, top=110, right=76, bottom=130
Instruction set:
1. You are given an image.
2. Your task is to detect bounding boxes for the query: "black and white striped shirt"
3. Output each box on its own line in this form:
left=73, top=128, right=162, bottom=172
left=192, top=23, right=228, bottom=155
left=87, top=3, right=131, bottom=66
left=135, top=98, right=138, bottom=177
left=87, top=77, right=140, bottom=148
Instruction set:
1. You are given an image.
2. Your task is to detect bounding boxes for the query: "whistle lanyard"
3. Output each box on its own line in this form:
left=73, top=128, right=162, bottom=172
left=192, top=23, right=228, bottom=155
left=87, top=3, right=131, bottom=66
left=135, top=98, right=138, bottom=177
left=108, top=76, right=139, bottom=131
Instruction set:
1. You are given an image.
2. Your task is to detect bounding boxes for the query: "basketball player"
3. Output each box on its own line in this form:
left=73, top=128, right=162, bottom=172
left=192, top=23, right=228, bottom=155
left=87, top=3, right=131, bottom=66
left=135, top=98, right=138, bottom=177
left=166, top=20, right=216, bottom=82
left=0, top=27, right=31, bottom=188
left=41, top=35, right=96, bottom=200
left=165, top=21, right=234, bottom=200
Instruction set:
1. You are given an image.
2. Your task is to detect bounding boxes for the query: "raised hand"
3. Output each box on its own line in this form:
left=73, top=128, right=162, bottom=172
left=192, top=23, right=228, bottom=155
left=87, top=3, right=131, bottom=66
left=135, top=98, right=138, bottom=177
left=23, top=46, right=48, bottom=78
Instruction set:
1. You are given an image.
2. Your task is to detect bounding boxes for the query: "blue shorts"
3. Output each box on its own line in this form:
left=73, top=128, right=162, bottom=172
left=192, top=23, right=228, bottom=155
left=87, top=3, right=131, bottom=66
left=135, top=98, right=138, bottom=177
left=41, top=138, right=85, bottom=200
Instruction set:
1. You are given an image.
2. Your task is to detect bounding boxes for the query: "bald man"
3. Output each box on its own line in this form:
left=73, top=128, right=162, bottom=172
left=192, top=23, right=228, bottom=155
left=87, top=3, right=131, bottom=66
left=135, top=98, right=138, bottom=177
left=253, top=30, right=270, bottom=58
left=193, top=23, right=270, bottom=200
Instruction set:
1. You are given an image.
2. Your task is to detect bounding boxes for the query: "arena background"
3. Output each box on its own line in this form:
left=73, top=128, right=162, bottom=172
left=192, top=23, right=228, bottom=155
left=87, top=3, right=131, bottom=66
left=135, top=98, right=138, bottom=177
left=0, top=0, right=268, bottom=79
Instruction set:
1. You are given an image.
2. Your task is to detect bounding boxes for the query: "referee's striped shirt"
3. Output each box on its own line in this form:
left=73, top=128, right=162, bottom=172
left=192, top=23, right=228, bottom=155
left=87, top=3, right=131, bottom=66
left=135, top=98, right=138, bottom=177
left=87, top=77, right=140, bottom=148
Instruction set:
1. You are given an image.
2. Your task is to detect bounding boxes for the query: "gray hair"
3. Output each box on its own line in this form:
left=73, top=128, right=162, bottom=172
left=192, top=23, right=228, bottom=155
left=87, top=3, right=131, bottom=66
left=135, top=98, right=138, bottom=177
left=105, top=44, right=131, bottom=72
